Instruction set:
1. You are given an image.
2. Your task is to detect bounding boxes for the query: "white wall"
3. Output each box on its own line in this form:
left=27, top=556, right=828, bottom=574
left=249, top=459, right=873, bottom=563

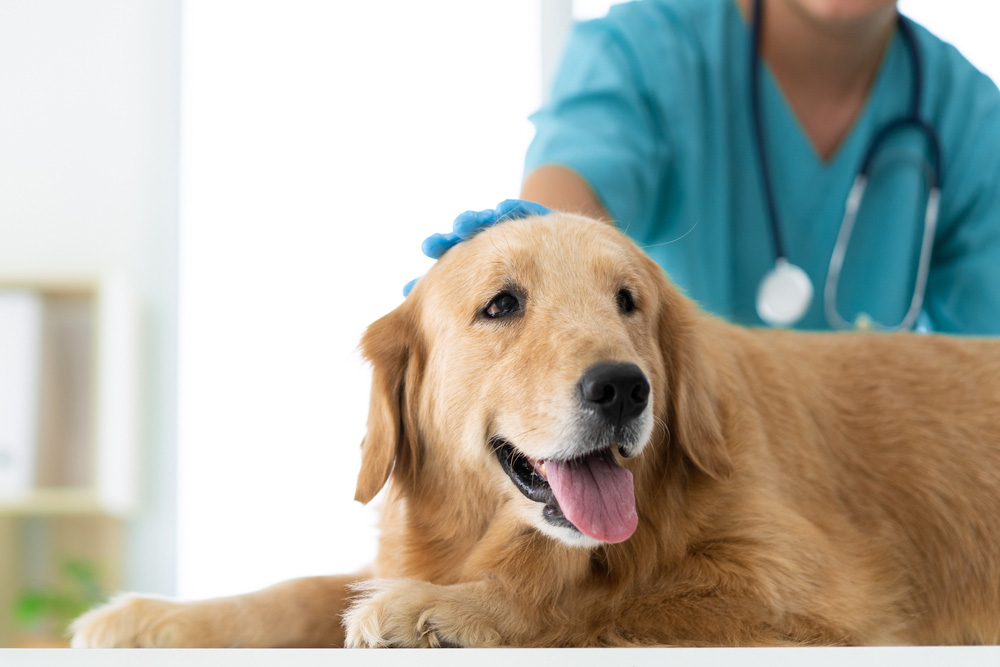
left=178, top=1, right=541, bottom=599
left=0, top=0, right=180, bottom=595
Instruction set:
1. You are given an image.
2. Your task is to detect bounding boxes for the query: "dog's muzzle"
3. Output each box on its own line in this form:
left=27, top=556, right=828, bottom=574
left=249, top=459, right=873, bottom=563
left=493, top=362, right=651, bottom=544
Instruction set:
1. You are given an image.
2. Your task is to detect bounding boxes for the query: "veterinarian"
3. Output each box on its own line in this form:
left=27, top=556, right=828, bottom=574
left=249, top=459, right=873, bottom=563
left=520, top=0, right=1000, bottom=334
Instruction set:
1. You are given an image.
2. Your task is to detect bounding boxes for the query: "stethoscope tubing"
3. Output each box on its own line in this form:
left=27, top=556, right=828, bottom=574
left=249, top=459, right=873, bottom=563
left=748, top=0, right=787, bottom=263
left=750, top=0, right=943, bottom=331
left=823, top=177, right=941, bottom=331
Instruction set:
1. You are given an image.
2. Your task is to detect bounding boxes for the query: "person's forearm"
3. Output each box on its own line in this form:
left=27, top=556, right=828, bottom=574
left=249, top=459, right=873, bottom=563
left=521, top=165, right=611, bottom=222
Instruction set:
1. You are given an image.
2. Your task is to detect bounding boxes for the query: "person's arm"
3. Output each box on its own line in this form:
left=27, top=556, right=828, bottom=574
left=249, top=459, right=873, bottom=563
left=520, top=165, right=611, bottom=222
left=522, top=15, right=670, bottom=233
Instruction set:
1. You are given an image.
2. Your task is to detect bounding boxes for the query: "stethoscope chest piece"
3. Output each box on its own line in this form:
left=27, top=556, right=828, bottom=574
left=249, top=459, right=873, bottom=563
left=756, top=258, right=813, bottom=327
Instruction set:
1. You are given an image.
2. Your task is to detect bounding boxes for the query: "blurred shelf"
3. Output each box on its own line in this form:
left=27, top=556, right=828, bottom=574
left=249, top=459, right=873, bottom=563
left=0, top=274, right=139, bottom=647
left=0, top=487, right=129, bottom=517
left=0, top=274, right=139, bottom=514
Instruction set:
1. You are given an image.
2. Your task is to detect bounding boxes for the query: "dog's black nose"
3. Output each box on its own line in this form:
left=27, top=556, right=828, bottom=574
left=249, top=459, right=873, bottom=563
left=578, top=362, right=650, bottom=424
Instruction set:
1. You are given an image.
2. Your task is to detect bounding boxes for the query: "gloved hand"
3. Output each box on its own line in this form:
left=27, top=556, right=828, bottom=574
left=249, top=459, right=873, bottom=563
left=404, top=199, right=551, bottom=296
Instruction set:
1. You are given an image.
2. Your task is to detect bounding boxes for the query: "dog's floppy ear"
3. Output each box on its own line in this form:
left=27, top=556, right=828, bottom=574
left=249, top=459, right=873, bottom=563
left=355, top=304, right=423, bottom=504
left=659, top=289, right=733, bottom=482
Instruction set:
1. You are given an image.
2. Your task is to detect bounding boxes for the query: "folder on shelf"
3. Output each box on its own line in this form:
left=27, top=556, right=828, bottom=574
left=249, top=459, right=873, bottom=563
left=0, top=288, right=43, bottom=499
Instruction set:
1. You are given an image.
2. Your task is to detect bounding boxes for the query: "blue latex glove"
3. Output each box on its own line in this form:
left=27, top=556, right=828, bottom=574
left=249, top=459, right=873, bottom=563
left=403, top=199, right=551, bottom=296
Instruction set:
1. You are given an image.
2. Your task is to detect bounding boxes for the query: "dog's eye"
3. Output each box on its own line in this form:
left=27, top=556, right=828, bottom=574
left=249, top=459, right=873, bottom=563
left=617, top=288, right=636, bottom=314
left=484, top=291, right=521, bottom=319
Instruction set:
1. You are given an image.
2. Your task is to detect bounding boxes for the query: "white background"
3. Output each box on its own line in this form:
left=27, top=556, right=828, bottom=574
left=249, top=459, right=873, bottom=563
left=179, top=1, right=541, bottom=598
left=178, top=0, right=1000, bottom=600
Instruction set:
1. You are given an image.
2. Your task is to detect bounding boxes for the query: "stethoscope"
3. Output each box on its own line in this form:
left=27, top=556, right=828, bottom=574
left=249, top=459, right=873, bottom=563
left=750, top=0, right=943, bottom=330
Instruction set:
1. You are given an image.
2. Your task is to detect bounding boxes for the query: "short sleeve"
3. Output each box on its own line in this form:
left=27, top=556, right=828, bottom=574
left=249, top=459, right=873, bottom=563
left=923, top=178, right=1000, bottom=335
left=922, top=63, right=1000, bottom=335
left=524, top=19, right=671, bottom=228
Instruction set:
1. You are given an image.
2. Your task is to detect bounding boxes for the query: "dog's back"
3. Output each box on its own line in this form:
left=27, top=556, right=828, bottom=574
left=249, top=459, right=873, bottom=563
left=729, top=327, right=1000, bottom=643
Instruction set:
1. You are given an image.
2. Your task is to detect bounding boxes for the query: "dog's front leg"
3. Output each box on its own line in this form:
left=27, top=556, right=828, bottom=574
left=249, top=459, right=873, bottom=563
left=71, top=573, right=363, bottom=648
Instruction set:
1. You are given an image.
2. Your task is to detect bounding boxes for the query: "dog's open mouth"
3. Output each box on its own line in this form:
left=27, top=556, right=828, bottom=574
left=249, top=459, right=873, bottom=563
left=494, top=439, right=638, bottom=544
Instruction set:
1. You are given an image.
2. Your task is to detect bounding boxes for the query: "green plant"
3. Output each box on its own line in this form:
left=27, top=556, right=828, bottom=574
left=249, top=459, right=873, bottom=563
left=13, top=559, right=106, bottom=637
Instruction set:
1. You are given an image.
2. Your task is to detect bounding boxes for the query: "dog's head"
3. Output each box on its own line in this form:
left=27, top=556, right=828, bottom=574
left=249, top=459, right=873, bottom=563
left=356, top=212, right=731, bottom=548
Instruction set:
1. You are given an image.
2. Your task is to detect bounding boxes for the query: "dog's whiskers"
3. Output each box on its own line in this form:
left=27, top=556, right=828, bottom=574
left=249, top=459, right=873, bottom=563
left=641, top=220, right=700, bottom=250
left=489, top=427, right=539, bottom=454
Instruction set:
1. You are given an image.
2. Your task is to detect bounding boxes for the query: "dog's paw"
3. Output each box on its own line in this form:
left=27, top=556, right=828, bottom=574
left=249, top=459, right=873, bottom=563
left=343, top=579, right=503, bottom=648
left=70, top=594, right=198, bottom=648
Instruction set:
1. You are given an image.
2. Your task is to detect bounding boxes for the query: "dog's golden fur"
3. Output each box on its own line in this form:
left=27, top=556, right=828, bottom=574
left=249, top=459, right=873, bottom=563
left=72, top=212, right=1000, bottom=647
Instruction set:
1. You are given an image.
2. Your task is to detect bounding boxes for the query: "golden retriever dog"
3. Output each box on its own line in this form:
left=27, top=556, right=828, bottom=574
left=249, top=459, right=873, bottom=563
left=72, top=211, right=1000, bottom=648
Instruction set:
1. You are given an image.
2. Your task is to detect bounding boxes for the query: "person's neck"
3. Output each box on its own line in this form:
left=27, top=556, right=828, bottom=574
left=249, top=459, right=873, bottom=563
left=737, top=0, right=898, bottom=160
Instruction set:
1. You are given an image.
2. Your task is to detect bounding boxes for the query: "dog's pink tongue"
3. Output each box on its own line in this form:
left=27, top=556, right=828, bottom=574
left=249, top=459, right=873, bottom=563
left=544, top=453, right=637, bottom=543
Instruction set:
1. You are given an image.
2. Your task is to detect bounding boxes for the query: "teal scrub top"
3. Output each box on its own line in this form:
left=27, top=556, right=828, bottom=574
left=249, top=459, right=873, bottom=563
left=525, top=0, right=1000, bottom=334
